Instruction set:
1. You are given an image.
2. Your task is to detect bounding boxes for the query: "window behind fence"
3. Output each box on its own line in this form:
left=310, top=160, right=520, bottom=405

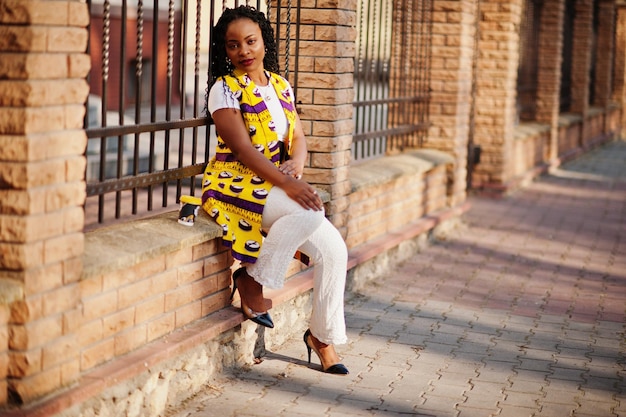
left=84, top=0, right=298, bottom=230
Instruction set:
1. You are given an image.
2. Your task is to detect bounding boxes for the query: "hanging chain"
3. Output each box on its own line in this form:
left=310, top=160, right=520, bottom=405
left=285, top=0, right=292, bottom=79
left=102, top=0, right=110, bottom=82
left=136, top=0, right=144, bottom=80
left=194, top=0, right=201, bottom=78
left=167, top=0, right=175, bottom=79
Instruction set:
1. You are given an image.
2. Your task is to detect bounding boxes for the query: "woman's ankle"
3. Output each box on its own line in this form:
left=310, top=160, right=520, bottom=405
left=237, top=269, right=268, bottom=312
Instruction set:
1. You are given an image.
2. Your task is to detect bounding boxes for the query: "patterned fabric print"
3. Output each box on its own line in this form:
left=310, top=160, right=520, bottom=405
left=201, top=70, right=297, bottom=263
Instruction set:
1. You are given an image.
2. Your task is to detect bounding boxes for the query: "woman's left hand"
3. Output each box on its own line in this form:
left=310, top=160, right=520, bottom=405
left=278, top=159, right=304, bottom=179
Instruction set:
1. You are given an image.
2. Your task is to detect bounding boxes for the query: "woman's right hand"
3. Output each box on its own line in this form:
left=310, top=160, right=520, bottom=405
left=281, top=176, right=323, bottom=211
left=211, top=108, right=323, bottom=211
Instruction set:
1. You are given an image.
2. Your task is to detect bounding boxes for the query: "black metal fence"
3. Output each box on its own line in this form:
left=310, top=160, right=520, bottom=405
left=84, top=0, right=300, bottom=229
left=352, top=0, right=432, bottom=161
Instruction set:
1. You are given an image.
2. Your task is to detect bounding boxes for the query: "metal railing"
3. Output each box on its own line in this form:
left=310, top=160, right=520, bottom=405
left=84, top=0, right=300, bottom=229
left=352, top=0, right=432, bottom=162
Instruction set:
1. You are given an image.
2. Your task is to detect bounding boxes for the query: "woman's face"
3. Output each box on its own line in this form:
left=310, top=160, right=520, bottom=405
left=224, top=17, right=265, bottom=75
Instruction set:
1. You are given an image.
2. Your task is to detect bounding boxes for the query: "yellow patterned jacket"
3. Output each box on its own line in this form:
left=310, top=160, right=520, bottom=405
left=201, top=69, right=298, bottom=263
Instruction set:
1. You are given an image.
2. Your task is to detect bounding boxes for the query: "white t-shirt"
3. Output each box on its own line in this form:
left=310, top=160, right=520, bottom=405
left=208, top=79, right=293, bottom=141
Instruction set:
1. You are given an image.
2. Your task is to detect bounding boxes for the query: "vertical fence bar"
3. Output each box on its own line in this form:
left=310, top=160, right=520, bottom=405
left=285, top=0, right=291, bottom=80
left=162, top=0, right=175, bottom=207
left=116, top=0, right=128, bottom=218
left=275, top=0, right=282, bottom=72
left=133, top=0, right=145, bottom=215
left=382, top=0, right=391, bottom=154
left=365, top=0, right=372, bottom=155
left=190, top=0, right=202, bottom=196
left=390, top=0, right=403, bottom=151
left=148, top=0, right=159, bottom=211
left=293, top=0, right=301, bottom=99
left=177, top=0, right=189, bottom=200
left=99, top=0, right=111, bottom=223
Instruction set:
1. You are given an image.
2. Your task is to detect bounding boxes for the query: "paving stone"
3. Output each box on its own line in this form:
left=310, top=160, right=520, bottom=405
left=418, top=394, right=462, bottom=417
left=474, top=364, right=517, bottom=383
left=540, top=388, right=582, bottom=405
left=462, top=381, right=505, bottom=408
left=575, top=399, right=620, bottom=416
left=504, top=378, right=545, bottom=394
left=496, top=404, right=537, bottom=417
left=456, top=405, right=499, bottom=417
left=515, top=358, right=554, bottom=372
left=536, top=402, right=579, bottom=417
left=428, top=377, right=471, bottom=397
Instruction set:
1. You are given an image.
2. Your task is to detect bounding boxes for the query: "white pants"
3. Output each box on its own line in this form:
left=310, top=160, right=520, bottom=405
left=246, top=187, right=348, bottom=345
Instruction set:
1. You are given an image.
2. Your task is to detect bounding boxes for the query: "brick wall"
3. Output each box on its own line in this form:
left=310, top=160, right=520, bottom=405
left=471, top=0, right=524, bottom=186
left=570, top=0, right=594, bottom=116
left=428, top=0, right=477, bottom=205
left=536, top=0, right=565, bottom=161
left=0, top=0, right=90, bottom=404
left=347, top=152, right=452, bottom=249
left=0, top=301, right=10, bottom=405
left=593, top=1, right=616, bottom=108
left=78, top=236, right=232, bottom=372
left=613, top=3, right=626, bottom=136
left=277, top=0, right=357, bottom=235
left=512, top=125, right=550, bottom=178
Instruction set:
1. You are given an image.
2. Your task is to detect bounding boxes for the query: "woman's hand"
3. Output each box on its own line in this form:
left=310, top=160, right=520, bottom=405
left=281, top=176, right=323, bottom=211
left=278, top=159, right=304, bottom=179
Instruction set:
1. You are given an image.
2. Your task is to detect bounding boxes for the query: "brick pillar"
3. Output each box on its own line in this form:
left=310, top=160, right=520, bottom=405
left=470, top=0, right=524, bottom=188
left=569, top=0, right=594, bottom=115
left=535, top=0, right=565, bottom=161
left=428, top=0, right=478, bottom=204
left=0, top=0, right=89, bottom=405
left=614, top=1, right=626, bottom=136
left=593, top=0, right=616, bottom=108
left=274, top=1, right=356, bottom=235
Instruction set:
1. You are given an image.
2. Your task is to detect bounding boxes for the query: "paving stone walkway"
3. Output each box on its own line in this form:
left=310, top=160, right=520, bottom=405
left=166, top=140, right=626, bottom=417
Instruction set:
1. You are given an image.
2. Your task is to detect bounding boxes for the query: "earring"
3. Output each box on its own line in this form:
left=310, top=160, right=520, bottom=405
left=226, top=57, right=233, bottom=72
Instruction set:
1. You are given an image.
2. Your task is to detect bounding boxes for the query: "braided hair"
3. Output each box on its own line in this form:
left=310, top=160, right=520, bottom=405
left=209, top=5, right=279, bottom=85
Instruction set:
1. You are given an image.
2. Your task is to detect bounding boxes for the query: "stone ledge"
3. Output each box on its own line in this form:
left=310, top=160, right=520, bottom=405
left=83, top=189, right=331, bottom=280
left=514, top=121, right=550, bottom=140
left=82, top=211, right=223, bottom=280
left=350, top=149, right=454, bottom=192
left=559, top=112, right=584, bottom=127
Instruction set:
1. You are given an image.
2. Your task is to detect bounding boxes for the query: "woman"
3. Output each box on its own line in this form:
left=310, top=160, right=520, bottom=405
left=202, top=5, right=349, bottom=375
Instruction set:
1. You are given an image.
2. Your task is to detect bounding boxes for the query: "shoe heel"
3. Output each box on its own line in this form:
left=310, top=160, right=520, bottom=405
left=302, top=329, right=349, bottom=375
left=230, top=267, right=245, bottom=301
left=230, top=280, right=237, bottom=301
left=303, top=330, right=312, bottom=364
left=231, top=267, right=274, bottom=328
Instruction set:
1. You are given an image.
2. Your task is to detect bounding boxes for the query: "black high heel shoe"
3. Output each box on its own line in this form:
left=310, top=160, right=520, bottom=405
left=231, top=267, right=274, bottom=328
left=303, top=329, right=349, bottom=375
